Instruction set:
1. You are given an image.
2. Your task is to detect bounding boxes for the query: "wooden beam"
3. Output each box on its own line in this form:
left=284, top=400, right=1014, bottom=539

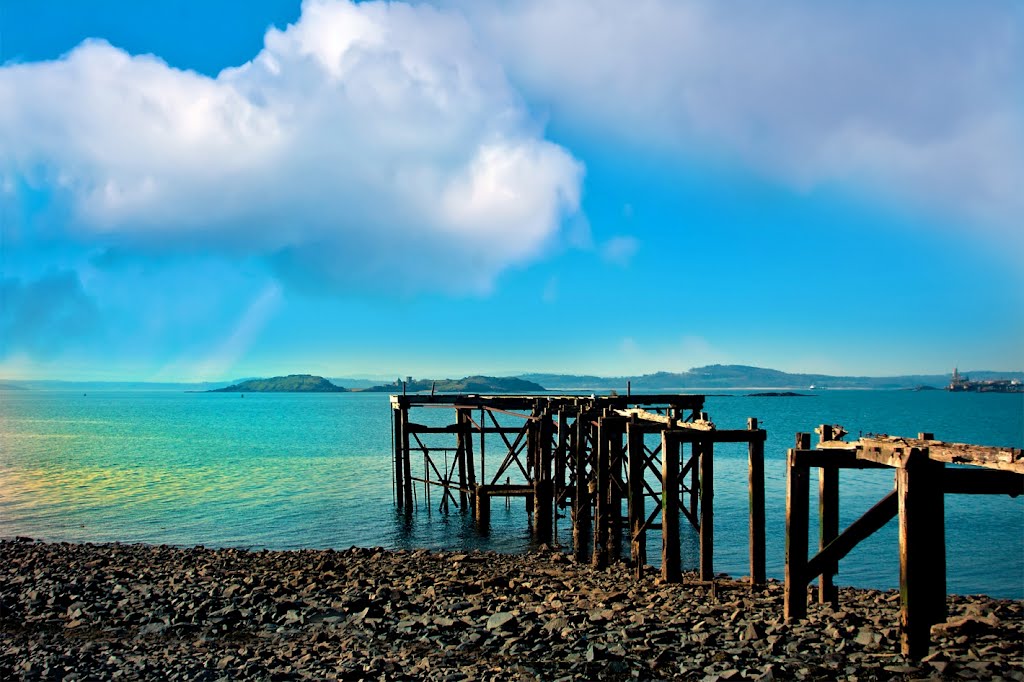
left=614, top=408, right=715, bottom=430
left=857, top=436, right=1022, bottom=473
left=943, top=468, right=1024, bottom=495
left=805, top=490, right=898, bottom=585
left=793, top=449, right=892, bottom=470
left=666, top=429, right=768, bottom=443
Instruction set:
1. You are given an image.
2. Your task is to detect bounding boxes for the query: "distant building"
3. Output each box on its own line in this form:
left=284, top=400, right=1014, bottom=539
left=948, top=367, right=1022, bottom=393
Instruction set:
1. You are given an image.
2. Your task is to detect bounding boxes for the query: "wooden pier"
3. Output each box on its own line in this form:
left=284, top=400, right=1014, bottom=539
left=784, top=425, right=1024, bottom=658
left=391, top=393, right=767, bottom=585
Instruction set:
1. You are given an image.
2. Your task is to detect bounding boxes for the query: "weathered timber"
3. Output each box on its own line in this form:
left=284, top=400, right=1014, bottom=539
left=392, top=394, right=766, bottom=594
left=627, top=419, right=646, bottom=578
left=817, top=424, right=839, bottom=606
left=614, top=408, right=715, bottom=430
left=661, top=432, right=681, bottom=583
left=898, top=449, right=946, bottom=658
left=393, top=407, right=405, bottom=511
left=785, top=425, right=1020, bottom=659
left=748, top=417, right=766, bottom=586
left=593, top=417, right=611, bottom=569
left=942, top=468, right=1024, bottom=495
left=699, top=440, right=714, bottom=582
left=785, top=433, right=811, bottom=621
left=533, top=416, right=554, bottom=543
left=804, top=490, right=897, bottom=584
left=856, top=436, right=1023, bottom=473
left=474, top=484, right=491, bottom=529
left=573, top=414, right=590, bottom=563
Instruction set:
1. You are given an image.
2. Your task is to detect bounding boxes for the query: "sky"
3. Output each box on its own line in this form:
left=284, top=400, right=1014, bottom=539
left=1, top=0, right=1022, bottom=382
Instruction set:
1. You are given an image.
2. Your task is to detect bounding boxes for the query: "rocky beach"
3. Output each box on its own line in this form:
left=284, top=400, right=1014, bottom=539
left=1, top=538, right=1021, bottom=681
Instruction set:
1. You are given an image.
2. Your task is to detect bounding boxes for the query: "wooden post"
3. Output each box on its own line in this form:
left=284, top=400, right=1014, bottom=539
left=573, top=415, right=591, bottom=563
left=456, top=413, right=469, bottom=511
left=917, top=434, right=946, bottom=625
left=689, top=442, right=700, bottom=523
left=661, top=431, right=681, bottom=583
left=401, top=405, right=414, bottom=511
left=627, top=419, right=646, bottom=578
left=818, top=465, right=839, bottom=605
left=393, top=403, right=405, bottom=511
left=479, top=407, right=486, bottom=486
left=475, top=485, right=491, bottom=530
left=534, top=417, right=553, bottom=543
left=593, top=418, right=610, bottom=569
left=748, top=418, right=766, bottom=586
left=785, top=433, right=811, bottom=621
left=607, top=419, right=624, bottom=563
left=898, top=448, right=946, bottom=658
left=699, top=440, right=714, bottom=581
left=817, top=424, right=839, bottom=606
left=461, top=409, right=476, bottom=510
left=555, top=409, right=568, bottom=542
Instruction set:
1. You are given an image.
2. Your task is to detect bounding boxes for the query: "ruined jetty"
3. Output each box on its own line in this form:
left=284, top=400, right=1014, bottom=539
left=391, top=393, right=1023, bottom=659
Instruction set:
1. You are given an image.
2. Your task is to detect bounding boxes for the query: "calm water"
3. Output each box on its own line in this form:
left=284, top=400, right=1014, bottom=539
left=1, top=389, right=1021, bottom=598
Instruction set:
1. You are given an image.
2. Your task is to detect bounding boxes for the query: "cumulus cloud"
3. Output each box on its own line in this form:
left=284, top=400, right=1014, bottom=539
left=0, top=0, right=583, bottom=292
left=459, top=0, right=1024, bottom=235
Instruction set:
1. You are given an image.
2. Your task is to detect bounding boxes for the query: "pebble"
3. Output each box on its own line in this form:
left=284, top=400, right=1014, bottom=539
left=0, top=539, right=1020, bottom=681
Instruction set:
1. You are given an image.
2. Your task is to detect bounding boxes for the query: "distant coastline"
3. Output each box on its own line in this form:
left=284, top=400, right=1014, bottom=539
left=3, top=364, right=1022, bottom=393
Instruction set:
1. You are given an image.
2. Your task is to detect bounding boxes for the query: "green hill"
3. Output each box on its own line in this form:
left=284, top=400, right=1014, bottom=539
left=209, top=375, right=347, bottom=393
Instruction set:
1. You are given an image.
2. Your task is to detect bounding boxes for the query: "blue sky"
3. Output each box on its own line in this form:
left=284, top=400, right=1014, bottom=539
left=2, top=0, right=1022, bottom=381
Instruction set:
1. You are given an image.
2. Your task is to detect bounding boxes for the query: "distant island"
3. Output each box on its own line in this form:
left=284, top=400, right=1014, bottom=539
left=745, top=391, right=811, bottom=397
left=209, top=375, right=347, bottom=393
left=363, top=375, right=545, bottom=393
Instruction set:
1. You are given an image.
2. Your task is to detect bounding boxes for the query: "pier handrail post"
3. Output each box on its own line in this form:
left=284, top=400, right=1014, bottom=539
left=898, top=446, right=947, bottom=658
left=785, top=432, right=811, bottom=621
left=661, top=430, right=681, bottom=583
left=748, top=417, right=766, bottom=587
left=393, top=401, right=405, bottom=511
left=817, top=424, right=839, bottom=606
left=593, top=416, right=610, bottom=569
left=699, top=439, right=714, bottom=582
left=627, top=417, right=646, bottom=578
left=572, top=413, right=591, bottom=562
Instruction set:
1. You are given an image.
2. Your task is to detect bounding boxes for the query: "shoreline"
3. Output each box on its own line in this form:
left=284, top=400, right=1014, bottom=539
left=2, top=539, right=1021, bottom=680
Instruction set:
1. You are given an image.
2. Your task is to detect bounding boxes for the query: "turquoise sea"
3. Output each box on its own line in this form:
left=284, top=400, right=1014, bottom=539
left=1, top=389, right=1021, bottom=598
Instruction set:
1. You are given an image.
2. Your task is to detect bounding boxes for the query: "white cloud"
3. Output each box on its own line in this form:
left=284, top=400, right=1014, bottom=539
left=458, top=0, right=1024, bottom=237
left=0, top=0, right=583, bottom=292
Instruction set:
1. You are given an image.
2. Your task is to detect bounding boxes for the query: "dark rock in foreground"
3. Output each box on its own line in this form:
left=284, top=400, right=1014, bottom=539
left=1, top=539, right=1021, bottom=681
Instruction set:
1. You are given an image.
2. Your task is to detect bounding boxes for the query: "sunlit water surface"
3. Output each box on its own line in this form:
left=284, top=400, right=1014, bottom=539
left=1, top=389, right=1021, bottom=598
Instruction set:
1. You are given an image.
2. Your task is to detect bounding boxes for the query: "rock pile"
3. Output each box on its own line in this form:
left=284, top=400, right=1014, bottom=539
left=1, top=538, right=1021, bottom=680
